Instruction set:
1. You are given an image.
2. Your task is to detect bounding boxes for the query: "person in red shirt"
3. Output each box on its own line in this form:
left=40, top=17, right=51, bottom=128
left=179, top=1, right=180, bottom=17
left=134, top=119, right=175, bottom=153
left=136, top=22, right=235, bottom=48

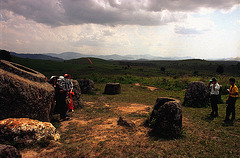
left=64, top=74, right=74, bottom=112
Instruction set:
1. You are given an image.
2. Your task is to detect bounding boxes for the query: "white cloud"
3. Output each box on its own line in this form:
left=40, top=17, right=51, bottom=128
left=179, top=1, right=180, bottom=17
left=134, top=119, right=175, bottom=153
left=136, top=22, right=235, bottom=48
left=1, top=1, right=240, bottom=59
left=1, top=0, right=239, bottom=26
left=237, top=20, right=240, bottom=25
left=174, top=16, right=215, bottom=35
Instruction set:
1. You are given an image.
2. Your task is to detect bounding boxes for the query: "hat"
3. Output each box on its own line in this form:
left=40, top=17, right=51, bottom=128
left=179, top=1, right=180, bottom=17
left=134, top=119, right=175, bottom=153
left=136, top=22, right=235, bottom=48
left=59, top=76, right=64, bottom=79
left=64, top=74, right=69, bottom=78
left=212, top=78, right=217, bottom=82
left=50, top=76, right=57, bottom=80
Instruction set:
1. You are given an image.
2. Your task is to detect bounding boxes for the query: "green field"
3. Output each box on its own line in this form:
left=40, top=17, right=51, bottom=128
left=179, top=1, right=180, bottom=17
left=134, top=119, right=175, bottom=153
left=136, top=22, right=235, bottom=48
left=9, top=56, right=240, bottom=157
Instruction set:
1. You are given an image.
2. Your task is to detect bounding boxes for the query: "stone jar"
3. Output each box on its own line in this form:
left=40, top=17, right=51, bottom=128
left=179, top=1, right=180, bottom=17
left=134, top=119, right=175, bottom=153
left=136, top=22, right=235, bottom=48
left=148, top=97, right=182, bottom=137
left=0, top=60, right=55, bottom=122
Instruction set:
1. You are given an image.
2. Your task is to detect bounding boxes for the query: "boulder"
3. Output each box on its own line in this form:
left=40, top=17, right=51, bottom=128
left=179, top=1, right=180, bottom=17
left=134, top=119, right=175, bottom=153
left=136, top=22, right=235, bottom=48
left=148, top=97, right=182, bottom=137
left=0, top=60, right=55, bottom=122
left=0, top=144, right=21, bottom=158
left=79, top=79, right=94, bottom=94
left=183, top=81, right=209, bottom=108
left=72, top=80, right=83, bottom=109
left=117, top=117, right=136, bottom=129
left=104, top=83, right=121, bottom=95
left=0, top=118, right=60, bottom=145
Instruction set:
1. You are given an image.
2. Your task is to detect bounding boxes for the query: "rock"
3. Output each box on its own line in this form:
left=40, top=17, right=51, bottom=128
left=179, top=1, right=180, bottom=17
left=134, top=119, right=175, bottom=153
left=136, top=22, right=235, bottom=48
left=0, top=60, right=55, bottom=122
left=104, top=83, right=121, bottom=95
left=79, top=79, right=94, bottom=94
left=148, top=97, right=182, bottom=137
left=183, top=81, right=209, bottom=108
left=0, top=118, right=60, bottom=146
left=0, top=144, right=21, bottom=158
left=72, top=80, right=83, bottom=109
left=117, top=117, right=136, bottom=129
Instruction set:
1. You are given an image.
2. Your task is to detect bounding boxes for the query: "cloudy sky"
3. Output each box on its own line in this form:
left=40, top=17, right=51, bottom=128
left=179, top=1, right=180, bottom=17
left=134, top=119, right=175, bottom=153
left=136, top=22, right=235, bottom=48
left=1, top=0, right=240, bottom=59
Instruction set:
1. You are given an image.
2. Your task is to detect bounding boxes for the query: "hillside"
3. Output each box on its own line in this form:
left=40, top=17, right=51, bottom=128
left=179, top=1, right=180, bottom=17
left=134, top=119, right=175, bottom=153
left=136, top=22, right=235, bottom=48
left=46, top=52, right=193, bottom=60
left=10, top=52, right=64, bottom=61
left=11, top=56, right=240, bottom=80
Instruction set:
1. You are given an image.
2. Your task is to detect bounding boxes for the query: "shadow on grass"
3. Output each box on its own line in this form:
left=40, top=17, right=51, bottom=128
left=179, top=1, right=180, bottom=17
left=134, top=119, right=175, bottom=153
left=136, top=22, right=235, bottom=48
left=143, top=120, right=185, bottom=141
left=222, top=120, right=234, bottom=127
left=147, top=128, right=186, bottom=141
left=201, top=115, right=214, bottom=122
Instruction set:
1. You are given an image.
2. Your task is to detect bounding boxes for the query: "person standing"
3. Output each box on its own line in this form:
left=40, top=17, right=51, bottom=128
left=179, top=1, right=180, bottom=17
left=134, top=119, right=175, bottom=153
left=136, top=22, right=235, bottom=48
left=208, top=78, right=220, bottom=117
left=58, top=75, right=71, bottom=121
left=225, top=78, right=239, bottom=122
left=64, top=74, right=74, bottom=112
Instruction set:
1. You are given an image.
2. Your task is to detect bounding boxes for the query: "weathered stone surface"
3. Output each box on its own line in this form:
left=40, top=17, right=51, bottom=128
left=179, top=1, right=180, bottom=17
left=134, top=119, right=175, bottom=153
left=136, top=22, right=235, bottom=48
left=0, top=60, right=55, bottom=122
left=117, top=117, right=136, bottom=129
left=183, top=81, right=209, bottom=108
left=148, top=97, right=182, bottom=137
left=104, top=83, right=121, bottom=95
left=72, top=80, right=83, bottom=109
left=0, top=144, right=21, bottom=158
left=79, top=79, right=94, bottom=94
left=0, top=118, right=60, bottom=145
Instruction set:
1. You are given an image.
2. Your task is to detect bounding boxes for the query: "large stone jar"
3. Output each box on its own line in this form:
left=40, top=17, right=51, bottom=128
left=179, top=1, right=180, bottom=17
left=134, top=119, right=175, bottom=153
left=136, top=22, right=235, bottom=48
left=72, top=80, right=83, bottom=109
left=79, top=79, right=94, bottom=94
left=183, top=81, right=209, bottom=108
left=148, top=97, right=182, bottom=137
left=104, top=83, right=121, bottom=95
left=0, top=60, right=55, bottom=122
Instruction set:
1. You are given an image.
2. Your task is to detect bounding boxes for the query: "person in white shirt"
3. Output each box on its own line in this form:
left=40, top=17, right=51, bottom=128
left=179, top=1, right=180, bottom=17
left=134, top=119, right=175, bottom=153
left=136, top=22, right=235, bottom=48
left=208, top=78, right=220, bottom=117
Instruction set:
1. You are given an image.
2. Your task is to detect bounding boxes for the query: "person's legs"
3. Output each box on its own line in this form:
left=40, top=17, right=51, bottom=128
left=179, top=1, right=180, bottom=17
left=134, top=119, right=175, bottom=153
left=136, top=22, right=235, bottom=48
left=225, top=104, right=231, bottom=121
left=214, top=102, right=218, bottom=117
left=231, top=97, right=237, bottom=120
left=210, top=96, right=215, bottom=116
left=59, top=92, right=68, bottom=120
left=225, top=97, right=236, bottom=121
left=211, top=95, right=218, bottom=117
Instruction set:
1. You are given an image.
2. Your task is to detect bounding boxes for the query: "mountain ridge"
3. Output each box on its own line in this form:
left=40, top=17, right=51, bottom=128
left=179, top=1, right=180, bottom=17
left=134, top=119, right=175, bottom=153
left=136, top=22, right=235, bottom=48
left=10, top=52, right=64, bottom=61
left=46, top=52, right=193, bottom=61
left=8, top=51, right=240, bottom=61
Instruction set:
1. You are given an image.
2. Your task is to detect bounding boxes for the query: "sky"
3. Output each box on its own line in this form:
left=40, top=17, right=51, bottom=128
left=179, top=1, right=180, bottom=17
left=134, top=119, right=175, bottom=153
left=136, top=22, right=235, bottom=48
left=0, top=0, right=240, bottom=59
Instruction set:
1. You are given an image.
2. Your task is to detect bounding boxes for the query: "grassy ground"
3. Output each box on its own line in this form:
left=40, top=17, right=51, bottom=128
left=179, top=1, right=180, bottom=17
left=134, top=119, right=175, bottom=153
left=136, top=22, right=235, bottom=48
left=9, top=56, right=240, bottom=157
left=20, top=84, right=240, bottom=157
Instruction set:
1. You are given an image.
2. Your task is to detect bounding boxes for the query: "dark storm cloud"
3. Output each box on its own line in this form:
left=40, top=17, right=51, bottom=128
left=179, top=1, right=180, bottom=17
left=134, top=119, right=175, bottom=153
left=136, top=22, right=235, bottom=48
left=147, top=0, right=240, bottom=12
left=1, top=0, right=239, bottom=26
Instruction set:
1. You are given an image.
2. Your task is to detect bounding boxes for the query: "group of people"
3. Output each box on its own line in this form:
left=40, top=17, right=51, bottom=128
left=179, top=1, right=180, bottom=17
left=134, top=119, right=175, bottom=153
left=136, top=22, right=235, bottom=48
left=49, top=74, right=74, bottom=121
left=208, top=78, right=239, bottom=122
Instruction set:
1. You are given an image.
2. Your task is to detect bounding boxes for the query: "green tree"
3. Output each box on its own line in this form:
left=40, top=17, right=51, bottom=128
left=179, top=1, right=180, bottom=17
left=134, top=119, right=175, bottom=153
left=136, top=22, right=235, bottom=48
left=216, top=65, right=224, bottom=74
left=0, top=50, right=12, bottom=61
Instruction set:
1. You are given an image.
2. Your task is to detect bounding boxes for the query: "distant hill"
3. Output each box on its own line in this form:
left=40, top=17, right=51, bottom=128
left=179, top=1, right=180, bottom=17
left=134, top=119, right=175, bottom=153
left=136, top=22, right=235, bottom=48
left=229, top=57, right=240, bottom=61
left=47, top=52, right=86, bottom=60
left=46, top=52, right=193, bottom=61
left=46, top=52, right=135, bottom=60
left=10, top=52, right=64, bottom=61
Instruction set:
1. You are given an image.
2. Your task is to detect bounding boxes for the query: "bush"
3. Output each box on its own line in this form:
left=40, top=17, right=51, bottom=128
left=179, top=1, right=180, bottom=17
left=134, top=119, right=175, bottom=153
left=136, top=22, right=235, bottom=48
left=0, top=50, right=11, bottom=61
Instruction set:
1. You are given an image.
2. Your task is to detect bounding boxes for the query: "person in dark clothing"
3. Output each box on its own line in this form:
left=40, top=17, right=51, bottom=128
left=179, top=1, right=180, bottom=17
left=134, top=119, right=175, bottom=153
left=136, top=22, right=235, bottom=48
left=56, top=76, right=70, bottom=121
left=225, top=78, right=239, bottom=122
left=208, top=78, right=220, bottom=117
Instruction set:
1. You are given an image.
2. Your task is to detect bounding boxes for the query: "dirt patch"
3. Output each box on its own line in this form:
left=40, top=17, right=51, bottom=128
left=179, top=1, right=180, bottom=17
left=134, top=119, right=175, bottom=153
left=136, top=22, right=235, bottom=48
left=20, top=150, right=38, bottom=158
left=84, top=101, right=95, bottom=107
left=116, top=103, right=151, bottom=114
left=134, top=83, right=158, bottom=91
left=60, top=118, right=89, bottom=132
left=18, top=100, right=211, bottom=157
